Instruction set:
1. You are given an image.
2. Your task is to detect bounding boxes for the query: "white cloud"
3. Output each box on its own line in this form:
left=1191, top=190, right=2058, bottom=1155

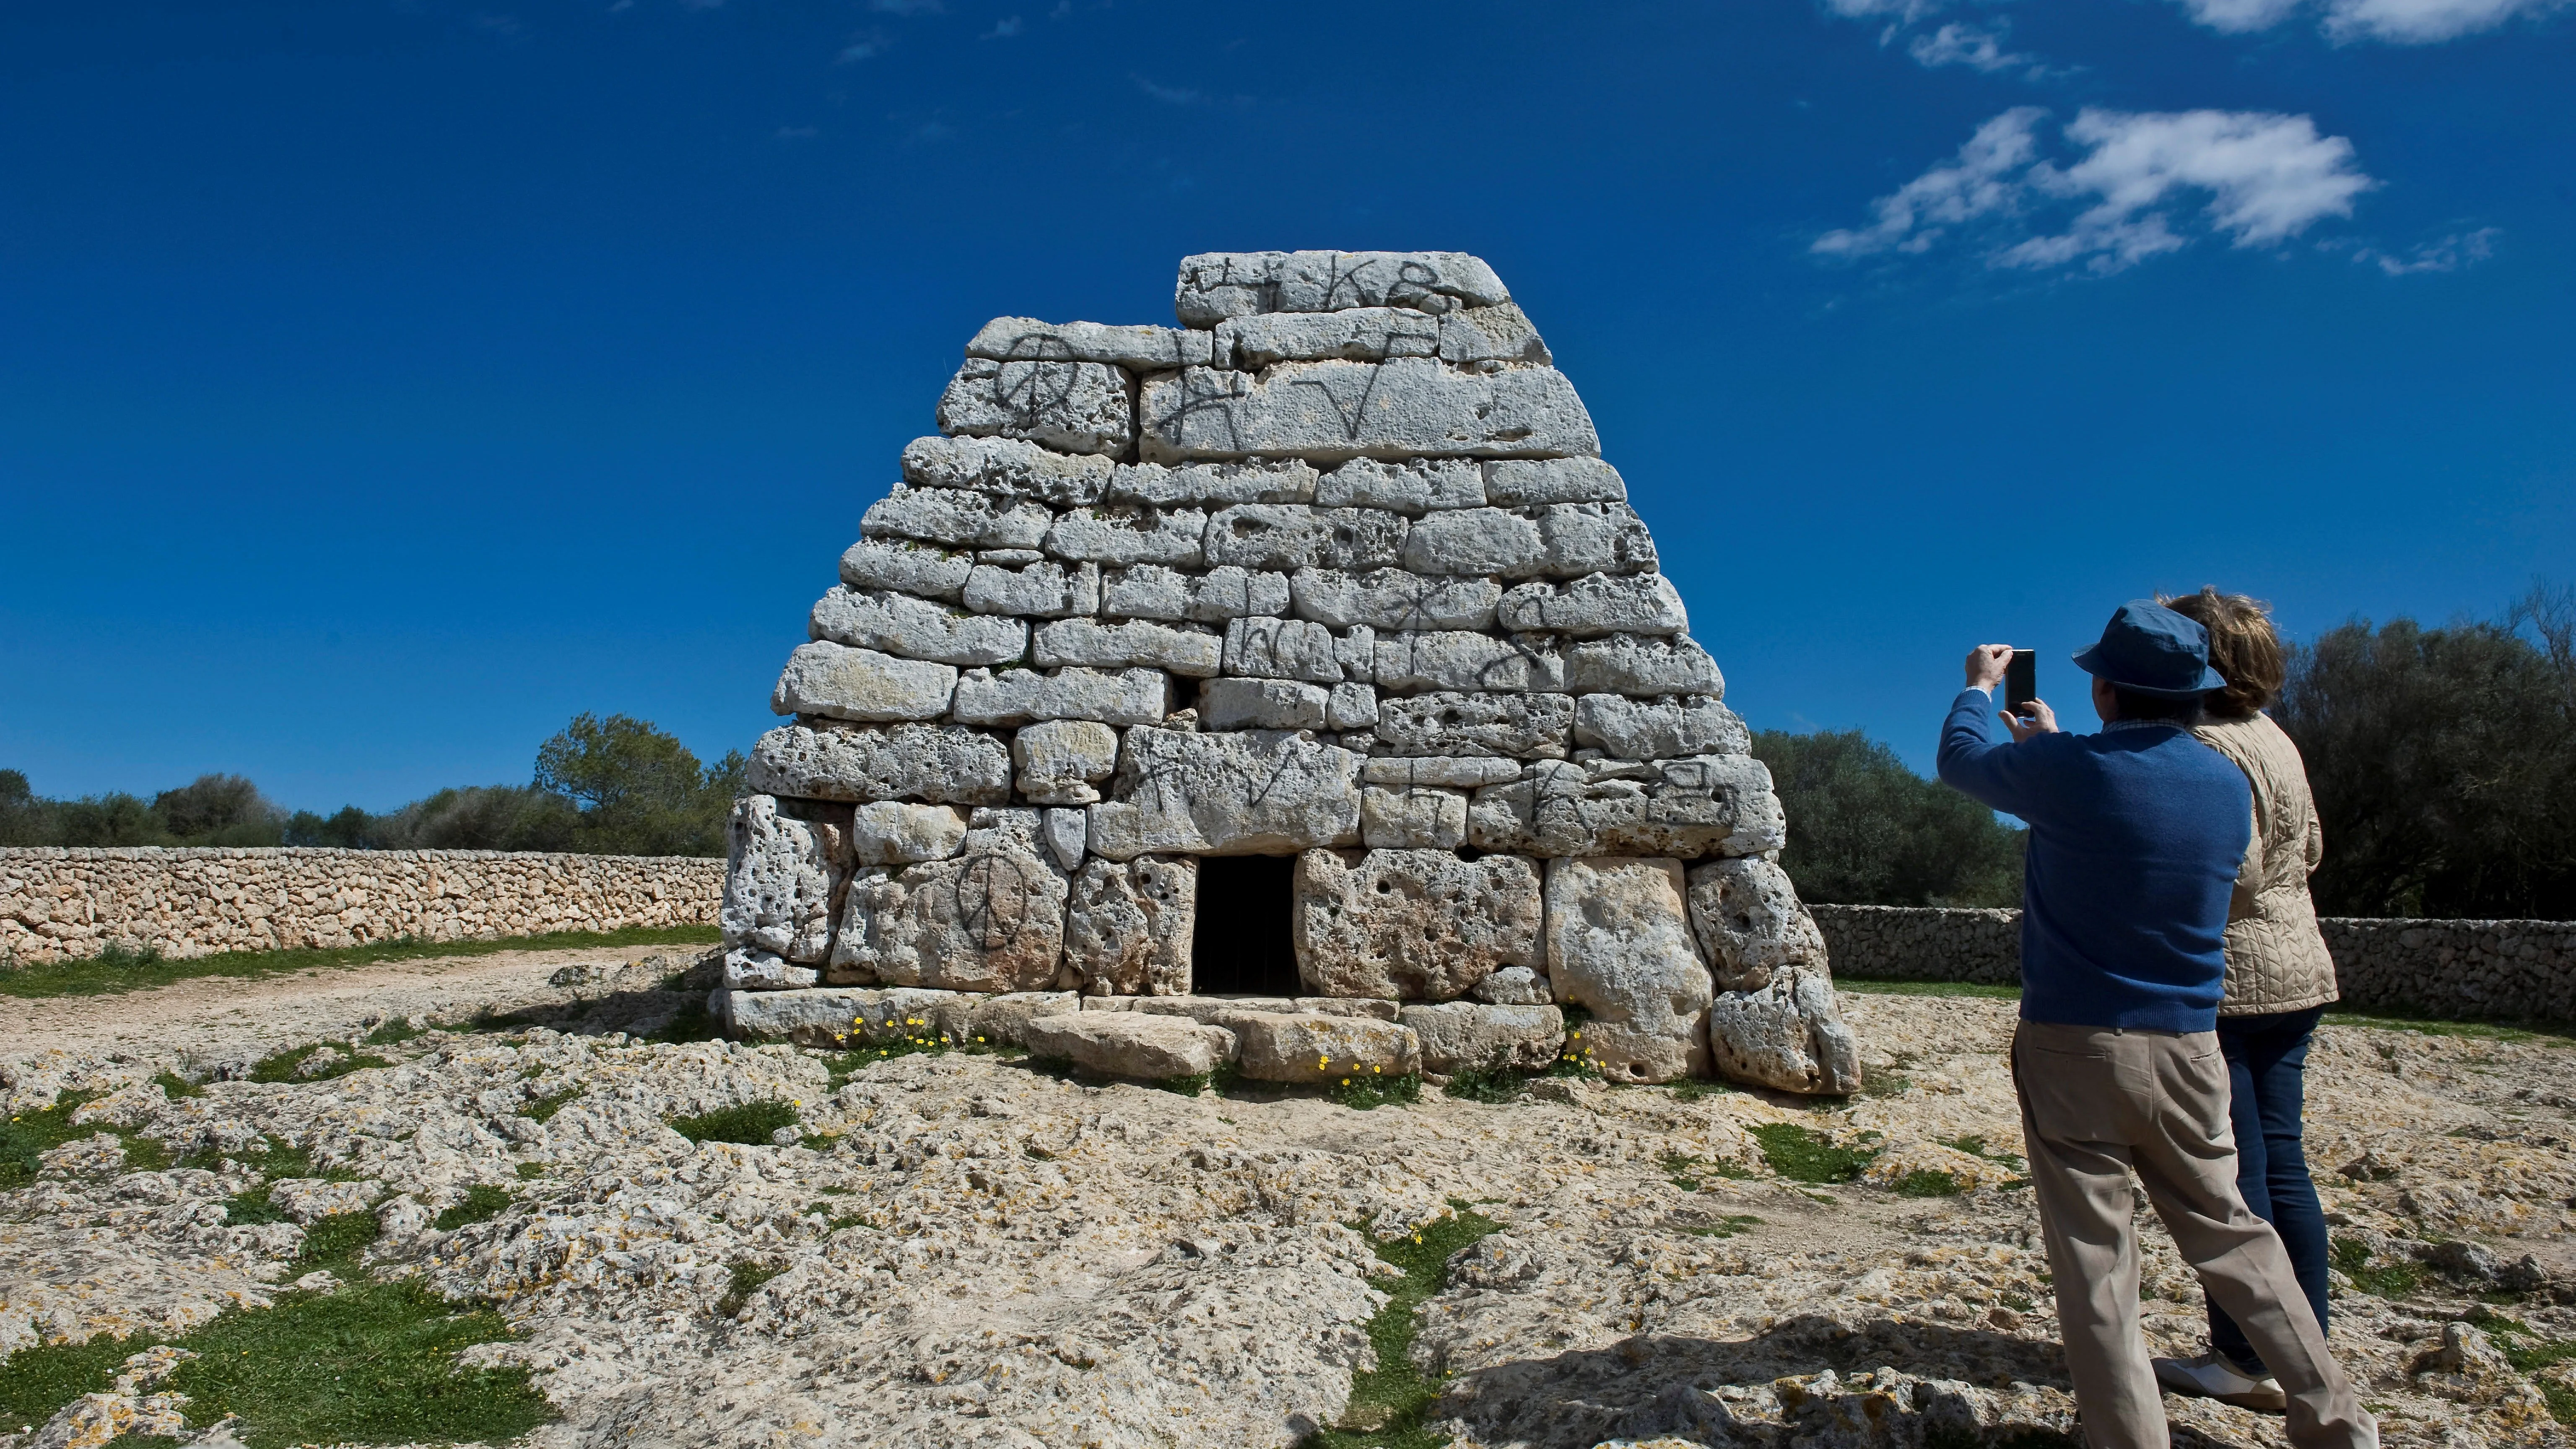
left=2348, top=226, right=2500, bottom=273
left=1132, top=73, right=1206, bottom=105
left=2171, top=0, right=2308, bottom=29
left=2174, top=0, right=2568, bottom=42
left=1815, top=106, right=2375, bottom=274
left=980, top=14, right=1023, bottom=36
left=1907, top=21, right=2038, bottom=71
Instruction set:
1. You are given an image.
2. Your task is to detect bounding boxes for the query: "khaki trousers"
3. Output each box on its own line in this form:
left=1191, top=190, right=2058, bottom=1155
left=2012, top=1021, right=2376, bottom=1449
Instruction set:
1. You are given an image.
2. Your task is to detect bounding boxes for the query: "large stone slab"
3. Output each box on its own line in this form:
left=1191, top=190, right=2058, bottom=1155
left=1292, top=848, right=1543, bottom=1001
left=1043, top=506, right=1209, bottom=568
left=862, top=488, right=1054, bottom=551
left=1534, top=503, right=1657, bottom=576
left=1400, top=507, right=1546, bottom=577
left=840, top=538, right=976, bottom=602
left=1202, top=504, right=1408, bottom=573
left=1439, top=303, right=1553, bottom=369
left=937, top=358, right=1135, bottom=457
left=967, top=990, right=1083, bottom=1048
left=720, top=795, right=851, bottom=963
left=1174, top=251, right=1509, bottom=325
left=1497, top=573, right=1689, bottom=636
left=727, top=985, right=980, bottom=1048
left=1563, top=634, right=1725, bottom=697
left=747, top=720, right=1012, bottom=805
left=1223, top=1011, right=1423, bottom=1083
left=901, top=434, right=1112, bottom=508
left=1573, top=694, right=1750, bottom=761
left=1106, top=460, right=1318, bottom=508
left=1101, top=564, right=1292, bottom=623
left=1685, top=857, right=1828, bottom=994
left=1468, top=755, right=1784, bottom=859
left=962, top=559, right=1101, bottom=618
left=1372, top=692, right=1574, bottom=759
left=830, top=815, right=1070, bottom=993
left=1063, top=856, right=1196, bottom=996
left=1197, top=678, right=1330, bottom=732
left=1138, top=359, right=1598, bottom=465
left=848, top=801, right=971, bottom=865
left=1314, top=457, right=1487, bottom=514
left=1215, top=308, right=1443, bottom=369
left=1291, top=569, right=1501, bottom=631
left=1085, top=727, right=1363, bottom=859
left=967, top=317, right=1215, bottom=371
left=951, top=667, right=1172, bottom=727
left=1224, top=616, right=1345, bottom=683
left=723, top=945, right=818, bottom=991
left=1033, top=618, right=1221, bottom=677
left=1706, top=969, right=1862, bottom=1095
left=1542, top=857, right=1711, bottom=1083
left=1470, top=965, right=1555, bottom=1006
left=1013, top=719, right=1121, bottom=805
left=1372, top=631, right=1564, bottom=693
left=1483, top=456, right=1626, bottom=506
left=771, top=641, right=958, bottom=722
left=1359, top=785, right=1467, bottom=849
left=1022, top=1012, right=1235, bottom=1081
left=810, top=587, right=1029, bottom=667
left=1360, top=756, right=1524, bottom=788
left=1398, top=1002, right=1565, bottom=1075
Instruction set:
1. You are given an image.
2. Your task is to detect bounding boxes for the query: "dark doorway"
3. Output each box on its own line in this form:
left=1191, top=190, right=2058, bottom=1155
left=1191, top=854, right=1301, bottom=996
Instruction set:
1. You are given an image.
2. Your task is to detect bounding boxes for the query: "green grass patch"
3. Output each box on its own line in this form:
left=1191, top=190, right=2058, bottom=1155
left=363, top=1018, right=424, bottom=1047
left=433, top=1185, right=515, bottom=1233
left=1891, top=1168, right=1968, bottom=1197
left=1684, top=1213, right=1765, bottom=1239
left=0, top=1329, right=142, bottom=1430
left=1303, top=1203, right=1504, bottom=1449
left=1668, top=1078, right=1735, bottom=1102
left=1443, top=1066, right=1527, bottom=1104
left=2318, top=1011, right=2576, bottom=1045
left=153, top=1071, right=205, bottom=1099
left=247, top=1044, right=392, bottom=1084
left=0, top=924, right=719, bottom=1001
left=297, top=1212, right=384, bottom=1267
left=1834, top=977, right=2023, bottom=1000
left=1750, top=1122, right=1877, bottom=1184
left=514, top=1162, right=547, bottom=1181
left=667, top=1100, right=798, bottom=1146
left=1331, top=1072, right=1421, bottom=1111
left=714, top=1260, right=786, bottom=1317
left=2331, top=1236, right=2424, bottom=1298
left=518, top=1089, right=582, bottom=1123
left=2463, top=1308, right=2576, bottom=1425
left=2, top=1092, right=101, bottom=1189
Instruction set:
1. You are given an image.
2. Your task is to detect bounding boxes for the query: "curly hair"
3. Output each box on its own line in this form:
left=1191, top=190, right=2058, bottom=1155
left=2160, top=586, right=2283, bottom=720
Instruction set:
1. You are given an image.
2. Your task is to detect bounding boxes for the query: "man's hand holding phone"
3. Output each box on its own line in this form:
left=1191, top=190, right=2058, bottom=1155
left=1965, top=644, right=2058, bottom=740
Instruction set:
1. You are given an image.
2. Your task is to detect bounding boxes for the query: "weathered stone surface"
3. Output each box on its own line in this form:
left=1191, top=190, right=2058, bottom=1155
left=1399, top=1002, right=1565, bottom=1074
left=724, top=945, right=818, bottom=991
left=1468, top=755, right=1784, bottom=859
left=1361, top=755, right=1523, bottom=788
left=840, top=538, right=975, bottom=602
left=848, top=801, right=971, bottom=865
left=747, top=721, right=1012, bottom=805
left=962, top=560, right=1101, bottom=618
left=1483, top=456, right=1626, bottom=506
left=1360, top=785, right=1467, bottom=850
left=900, top=434, right=1112, bottom=508
left=1706, top=968, right=1862, bottom=1095
left=1564, top=634, right=1724, bottom=697
left=1098, top=564, right=1291, bottom=623
left=1013, top=719, right=1122, bottom=805
left=1372, top=692, right=1574, bottom=759
left=1470, top=964, right=1555, bottom=1005
left=1292, top=848, right=1543, bottom=1000
left=967, top=317, right=1213, bottom=371
left=1314, top=458, right=1485, bottom=515
left=1400, top=507, right=1546, bottom=577
left=1201, top=504, right=1407, bottom=573
left=951, top=667, right=1171, bottom=727
left=721, top=795, right=851, bottom=963
left=1497, top=573, right=1689, bottom=636
left=810, top=587, right=1029, bottom=667
left=1086, top=728, right=1362, bottom=859
left=1685, top=857, right=1828, bottom=994
left=1174, top=251, right=1509, bottom=325
left=862, top=488, right=1054, bottom=551
left=727, top=984, right=974, bottom=1047
left=1224, top=617, right=1344, bottom=683
left=937, top=357, right=1134, bottom=457
left=1215, top=308, right=1443, bottom=369
left=830, top=823, right=1070, bottom=993
left=1533, top=503, right=1657, bottom=576
left=1033, top=618, right=1221, bottom=677
left=1138, top=360, right=1597, bottom=465
left=1574, top=694, right=1749, bottom=761
left=978, top=548, right=1045, bottom=566
left=1197, top=677, right=1330, bottom=732
left=1291, top=569, right=1501, bottom=631
left=1041, top=807, right=1087, bottom=872
left=1064, top=856, right=1196, bottom=996
left=1107, top=460, right=1318, bottom=508
left=1542, top=857, right=1712, bottom=1083
left=1043, top=506, right=1208, bottom=568
left=1021, top=1012, right=1234, bottom=1080
left=965, top=989, right=1081, bottom=1047
left=1439, top=303, right=1552, bottom=369
left=1327, top=682, right=1378, bottom=731
left=1224, top=1011, right=1422, bottom=1083
left=1373, top=631, right=1563, bottom=694
left=771, top=641, right=958, bottom=722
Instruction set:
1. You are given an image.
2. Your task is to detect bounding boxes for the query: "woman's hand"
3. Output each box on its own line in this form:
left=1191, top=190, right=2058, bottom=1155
left=2002, top=698, right=2059, bottom=741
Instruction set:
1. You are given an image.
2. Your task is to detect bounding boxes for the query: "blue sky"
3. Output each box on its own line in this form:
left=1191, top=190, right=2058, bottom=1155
left=2, top=0, right=2569, bottom=812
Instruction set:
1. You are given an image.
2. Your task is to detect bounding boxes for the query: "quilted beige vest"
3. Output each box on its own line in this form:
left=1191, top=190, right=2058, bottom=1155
left=2194, top=713, right=2340, bottom=1016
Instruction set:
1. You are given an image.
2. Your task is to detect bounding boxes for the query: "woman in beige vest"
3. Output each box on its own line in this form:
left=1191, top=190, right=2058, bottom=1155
left=2153, top=588, right=2340, bottom=1412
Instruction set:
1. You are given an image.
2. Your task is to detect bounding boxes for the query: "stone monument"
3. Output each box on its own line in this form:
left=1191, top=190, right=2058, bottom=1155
left=714, top=251, right=1860, bottom=1094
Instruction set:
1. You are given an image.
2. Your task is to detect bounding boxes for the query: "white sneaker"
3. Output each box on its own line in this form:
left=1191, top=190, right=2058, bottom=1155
left=2154, top=1352, right=2288, bottom=1413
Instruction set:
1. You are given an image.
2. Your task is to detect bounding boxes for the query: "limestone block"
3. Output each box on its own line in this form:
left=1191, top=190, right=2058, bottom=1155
left=848, top=801, right=972, bottom=865
left=1215, top=307, right=1443, bottom=368
left=1706, top=968, right=1862, bottom=1095
left=1043, top=505, right=1208, bottom=568
left=728, top=985, right=976, bottom=1048
left=967, top=317, right=1214, bottom=371
left=1224, top=617, right=1344, bottom=683
left=1202, top=504, right=1408, bottom=573
left=1198, top=678, right=1330, bottom=732
left=1114, top=996, right=1293, bottom=1020
left=937, top=357, right=1134, bottom=457
left=1361, top=756, right=1523, bottom=788
left=900, top=434, right=1113, bottom=508
left=1399, top=1002, right=1565, bottom=1074
left=1098, top=564, right=1194, bottom=621
left=771, top=641, right=958, bottom=722
left=1085, top=727, right=1363, bottom=859
left=746, top=721, right=1013, bottom=805
left=862, top=488, right=1054, bottom=551
left=721, top=795, right=851, bottom=962
left=1022, top=1012, right=1235, bottom=1080
left=1293, top=848, right=1544, bottom=1000
left=1033, top=618, right=1221, bottom=678
left=1685, top=857, right=1828, bottom=994
left=1295, top=997, right=1403, bottom=1021
left=1574, top=695, right=1750, bottom=761
left=1138, top=359, right=1598, bottom=464
left=967, top=990, right=1083, bottom=1048
left=1314, top=457, right=1485, bottom=515
left=1013, top=719, right=1122, bottom=805
left=1497, top=573, right=1689, bottom=637
left=1292, top=569, right=1501, bottom=632
left=963, top=560, right=1101, bottom=618
left=1534, top=503, right=1657, bottom=576
left=1108, top=460, right=1318, bottom=508
left=1174, top=251, right=1510, bottom=325
left=724, top=945, right=818, bottom=992
left=1484, top=456, right=1627, bottom=506
left=809, top=588, right=1029, bottom=668
left=830, top=832, right=1070, bottom=994
left=1327, top=682, right=1379, bottom=731
left=1224, top=1011, right=1423, bottom=1083
left=1373, top=631, right=1564, bottom=694
left=1041, top=807, right=1088, bottom=872
left=1469, top=755, right=1785, bottom=860
left=1542, top=857, right=1711, bottom=1083
left=1332, top=625, right=1374, bottom=678
left=1373, top=691, right=1574, bottom=759
left=951, top=667, right=1172, bottom=727
left=1063, top=856, right=1196, bottom=996
left=1360, top=785, right=1467, bottom=850
left=1470, top=965, right=1555, bottom=1006
left=1191, top=566, right=1295, bottom=621
left=1400, top=507, right=1547, bottom=578
left=1564, top=634, right=1725, bottom=697
left=840, top=539, right=975, bottom=603
left=1439, top=303, right=1552, bottom=369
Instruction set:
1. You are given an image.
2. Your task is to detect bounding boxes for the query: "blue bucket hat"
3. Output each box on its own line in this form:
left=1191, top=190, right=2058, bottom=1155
left=2072, top=600, right=2229, bottom=698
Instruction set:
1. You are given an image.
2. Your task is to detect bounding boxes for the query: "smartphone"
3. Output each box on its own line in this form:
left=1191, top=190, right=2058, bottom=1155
left=2005, top=649, right=2037, bottom=714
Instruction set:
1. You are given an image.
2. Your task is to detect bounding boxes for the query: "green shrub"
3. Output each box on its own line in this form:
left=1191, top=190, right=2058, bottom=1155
left=667, top=1100, right=799, bottom=1145
left=1330, top=1072, right=1420, bottom=1111
left=1749, top=1123, right=1877, bottom=1184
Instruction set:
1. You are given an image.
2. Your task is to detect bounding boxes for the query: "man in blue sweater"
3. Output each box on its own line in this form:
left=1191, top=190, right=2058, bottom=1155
left=1940, top=602, right=2374, bottom=1449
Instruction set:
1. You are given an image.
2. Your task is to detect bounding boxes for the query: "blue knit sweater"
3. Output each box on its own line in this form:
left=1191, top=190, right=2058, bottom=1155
left=1936, top=688, right=2251, bottom=1033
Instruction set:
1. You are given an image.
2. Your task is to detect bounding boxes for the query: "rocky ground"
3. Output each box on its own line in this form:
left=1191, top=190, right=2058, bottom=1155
left=5, top=955, right=2573, bottom=1449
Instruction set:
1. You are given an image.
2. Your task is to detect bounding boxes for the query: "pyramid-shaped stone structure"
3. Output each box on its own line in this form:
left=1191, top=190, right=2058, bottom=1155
left=715, top=251, right=1860, bottom=1094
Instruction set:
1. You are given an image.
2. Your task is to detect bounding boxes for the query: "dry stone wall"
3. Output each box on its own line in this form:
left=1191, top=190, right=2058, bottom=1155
left=0, top=847, right=719, bottom=964
left=720, top=251, right=1862, bottom=1093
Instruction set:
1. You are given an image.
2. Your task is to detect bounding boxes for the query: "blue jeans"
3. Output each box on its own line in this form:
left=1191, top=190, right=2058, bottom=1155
left=2207, top=1006, right=2330, bottom=1374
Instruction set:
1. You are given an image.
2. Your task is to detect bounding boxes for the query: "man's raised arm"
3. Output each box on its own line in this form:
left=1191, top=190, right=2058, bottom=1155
left=1937, top=643, right=2046, bottom=818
